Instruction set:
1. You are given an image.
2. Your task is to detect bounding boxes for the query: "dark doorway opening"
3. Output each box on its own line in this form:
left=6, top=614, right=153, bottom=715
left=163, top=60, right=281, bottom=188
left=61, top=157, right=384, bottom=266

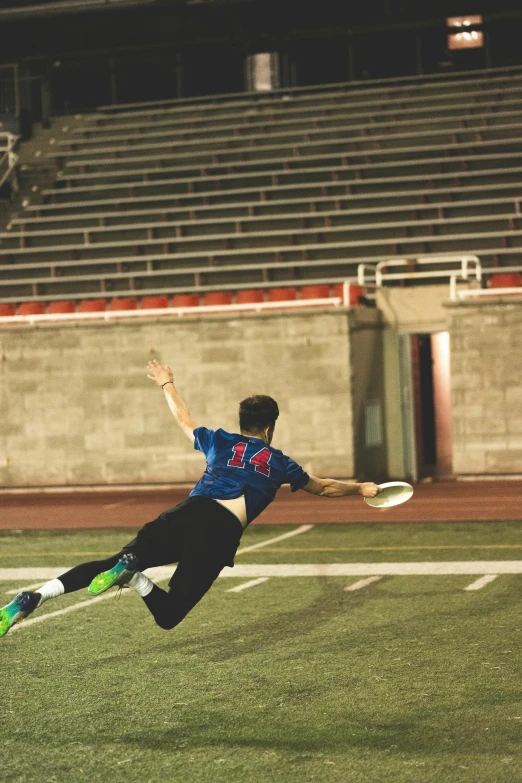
left=407, top=332, right=453, bottom=481
left=411, top=334, right=436, bottom=478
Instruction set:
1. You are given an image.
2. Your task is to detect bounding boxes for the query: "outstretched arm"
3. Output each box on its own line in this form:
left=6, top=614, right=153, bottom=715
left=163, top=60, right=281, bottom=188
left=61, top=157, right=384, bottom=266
left=303, top=475, right=381, bottom=499
left=147, top=360, right=198, bottom=443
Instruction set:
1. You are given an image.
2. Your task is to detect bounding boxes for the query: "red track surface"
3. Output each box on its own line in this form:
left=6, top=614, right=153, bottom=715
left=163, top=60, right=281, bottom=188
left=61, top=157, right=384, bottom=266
left=0, top=481, right=520, bottom=530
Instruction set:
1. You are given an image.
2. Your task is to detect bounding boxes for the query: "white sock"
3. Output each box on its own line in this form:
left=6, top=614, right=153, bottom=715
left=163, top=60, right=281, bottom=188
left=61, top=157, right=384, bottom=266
left=129, top=571, right=154, bottom=597
left=35, top=578, right=65, bottom=607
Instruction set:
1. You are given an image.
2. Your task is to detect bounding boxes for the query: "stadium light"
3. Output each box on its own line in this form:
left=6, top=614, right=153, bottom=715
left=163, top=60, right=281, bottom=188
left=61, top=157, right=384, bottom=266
left=446, top=15, right=484, bottom=50
left=447, top=15, right=482, bottom=27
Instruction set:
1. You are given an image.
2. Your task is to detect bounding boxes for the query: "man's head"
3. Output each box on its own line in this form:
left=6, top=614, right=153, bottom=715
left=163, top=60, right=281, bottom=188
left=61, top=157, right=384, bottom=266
left=239, top=395, right=279, bottom=445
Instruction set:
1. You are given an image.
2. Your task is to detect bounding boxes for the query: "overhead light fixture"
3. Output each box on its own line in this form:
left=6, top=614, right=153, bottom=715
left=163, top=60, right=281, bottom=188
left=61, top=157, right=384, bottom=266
left=446, top=14, right=484, bottom=50
left=447, top=15, right=482, bottom=28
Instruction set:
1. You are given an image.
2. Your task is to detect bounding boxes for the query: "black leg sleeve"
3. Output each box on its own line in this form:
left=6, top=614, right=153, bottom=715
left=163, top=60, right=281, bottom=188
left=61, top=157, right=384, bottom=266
left=141, top=576, right=219, bottom=631
left=140, top=552, right=229, bottom=630
left=57, top=553, right=128, bottom=594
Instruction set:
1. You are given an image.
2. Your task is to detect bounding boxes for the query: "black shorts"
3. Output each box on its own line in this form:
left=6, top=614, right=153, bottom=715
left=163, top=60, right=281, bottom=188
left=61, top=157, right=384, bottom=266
left=122, top=496, right=244, bottom=583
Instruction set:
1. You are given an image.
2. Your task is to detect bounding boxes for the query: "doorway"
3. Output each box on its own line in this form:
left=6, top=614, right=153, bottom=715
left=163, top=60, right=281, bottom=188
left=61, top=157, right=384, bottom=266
left=398, top=331, right=453, bottom=482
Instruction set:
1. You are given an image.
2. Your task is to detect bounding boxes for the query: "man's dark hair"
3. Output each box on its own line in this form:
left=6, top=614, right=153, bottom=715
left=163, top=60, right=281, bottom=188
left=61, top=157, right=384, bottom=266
left=239, top=395, right=279, bottom=433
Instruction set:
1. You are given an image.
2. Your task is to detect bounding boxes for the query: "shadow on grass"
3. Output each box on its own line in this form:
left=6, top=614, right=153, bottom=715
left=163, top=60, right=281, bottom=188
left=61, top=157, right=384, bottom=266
left=78, top=576, right=373, bottom=667
left=77, top=574, right=522, bottom=671
left=5, top=690, right=521, bottom=761
left=4, top=584, right=521, bottom=762
left=106, top=692, right=522, bottom=758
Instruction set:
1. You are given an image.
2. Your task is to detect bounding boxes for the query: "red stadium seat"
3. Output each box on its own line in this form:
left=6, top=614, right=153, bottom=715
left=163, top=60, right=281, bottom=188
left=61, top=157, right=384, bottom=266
left=78, top=299, right=107, bottom=312
left=109, top=297, right=138, bottom=311
left=334, top=283, right=364, bottom=305
left=236, top=289, right=264, bottom=304
left=489, top=273, right=522, bottom=288
left=203, top=292, right=233, bottom=306
left=0, top=304, right=16, bottom=316
left=18, top=302, right=46, bottom=315
left=268, top=287, right=297, bottom=302
left=172, top=293, right=199, bottom=307
left=301, top=285, right=330, bottom=299
left=141, top=295, right=169, bottom=309
left=48, top=301, right=76, bottom=314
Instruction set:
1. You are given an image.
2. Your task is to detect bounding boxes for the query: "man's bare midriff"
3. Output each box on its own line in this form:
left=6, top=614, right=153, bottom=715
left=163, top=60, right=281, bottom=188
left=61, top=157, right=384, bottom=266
left=214, top=495, right=248, bottom=528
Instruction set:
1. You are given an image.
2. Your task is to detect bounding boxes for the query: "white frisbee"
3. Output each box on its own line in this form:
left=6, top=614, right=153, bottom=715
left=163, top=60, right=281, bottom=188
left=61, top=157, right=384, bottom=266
left=364, top=481, right=414, bottom=508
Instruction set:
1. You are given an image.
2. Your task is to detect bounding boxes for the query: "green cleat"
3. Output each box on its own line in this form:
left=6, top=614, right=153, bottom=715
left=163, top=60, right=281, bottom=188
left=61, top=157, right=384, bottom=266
left=87, top=553, right=139, bottom=596
left=0, top=591, right=40, bottom=639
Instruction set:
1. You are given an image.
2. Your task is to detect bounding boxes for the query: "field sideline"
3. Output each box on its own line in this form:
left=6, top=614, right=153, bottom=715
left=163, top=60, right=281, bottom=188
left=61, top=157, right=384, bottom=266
left=1, top=521, right=521, bottom=783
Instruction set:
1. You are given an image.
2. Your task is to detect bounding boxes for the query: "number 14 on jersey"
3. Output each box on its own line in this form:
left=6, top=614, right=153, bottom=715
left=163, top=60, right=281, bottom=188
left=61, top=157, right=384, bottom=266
left=227, top=442, right=272, bottom=477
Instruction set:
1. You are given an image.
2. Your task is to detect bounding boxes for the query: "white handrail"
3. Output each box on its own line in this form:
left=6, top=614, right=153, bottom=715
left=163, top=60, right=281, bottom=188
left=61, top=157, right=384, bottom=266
left=375, top=255, right=481, bottom=287
left=450, top=264, right=522, bottom=301
left=357, top=263, right=377, bottom=287
left=454, top=287, right=522, bottom=301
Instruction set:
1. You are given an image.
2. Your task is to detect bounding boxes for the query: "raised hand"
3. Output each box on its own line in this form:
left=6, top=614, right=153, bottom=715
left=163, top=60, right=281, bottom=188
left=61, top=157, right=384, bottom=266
left=147, top=359, right=174, bottom=388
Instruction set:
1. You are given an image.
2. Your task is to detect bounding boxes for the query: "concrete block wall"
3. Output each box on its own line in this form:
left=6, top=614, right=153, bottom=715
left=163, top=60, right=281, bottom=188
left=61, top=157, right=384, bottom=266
left=0, top=310, right=358, bottom=488
left=349, top=308, right=388, bottom=482
left=447, top=299, right=522, bottom=475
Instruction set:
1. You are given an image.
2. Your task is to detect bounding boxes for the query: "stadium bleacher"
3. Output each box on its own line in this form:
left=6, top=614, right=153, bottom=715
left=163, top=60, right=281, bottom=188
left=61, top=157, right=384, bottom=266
left=1, top=66, right=522, bottom=314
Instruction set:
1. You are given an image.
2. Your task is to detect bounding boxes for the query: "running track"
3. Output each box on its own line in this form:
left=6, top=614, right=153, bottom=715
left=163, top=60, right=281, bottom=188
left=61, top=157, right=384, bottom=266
left=0, top=481, right=520, bottom=529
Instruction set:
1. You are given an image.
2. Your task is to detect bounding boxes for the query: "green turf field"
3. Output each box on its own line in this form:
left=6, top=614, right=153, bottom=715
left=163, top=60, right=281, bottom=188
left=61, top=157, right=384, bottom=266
left=1, top=522, right=521, bottom=783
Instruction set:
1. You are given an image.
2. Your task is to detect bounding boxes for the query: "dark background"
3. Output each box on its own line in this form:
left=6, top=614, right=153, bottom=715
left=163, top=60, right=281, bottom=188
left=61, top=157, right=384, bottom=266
left=1, top=1, right=522, bottom=117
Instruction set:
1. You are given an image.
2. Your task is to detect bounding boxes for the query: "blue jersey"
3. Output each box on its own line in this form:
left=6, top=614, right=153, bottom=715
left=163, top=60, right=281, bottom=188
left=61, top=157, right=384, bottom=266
left=189, top=427, right=309, bottom=525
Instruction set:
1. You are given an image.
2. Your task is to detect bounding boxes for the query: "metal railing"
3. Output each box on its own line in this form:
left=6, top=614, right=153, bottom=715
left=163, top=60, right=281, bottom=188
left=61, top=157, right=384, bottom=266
left=450, top=264, right=522, bottom=301
left=355, top=254, right=521, bottom=301
left=357, top=255, right=482, bottom=294
left=453, top=285, right=522, bottom=300
left=376, top=255, right=481, bottom=288
left=0, top=132, right=19, bottom=192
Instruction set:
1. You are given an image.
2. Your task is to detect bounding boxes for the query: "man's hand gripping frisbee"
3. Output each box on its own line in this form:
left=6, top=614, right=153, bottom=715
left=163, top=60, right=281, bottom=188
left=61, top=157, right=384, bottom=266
left=358, top=482, right=383, bottom=499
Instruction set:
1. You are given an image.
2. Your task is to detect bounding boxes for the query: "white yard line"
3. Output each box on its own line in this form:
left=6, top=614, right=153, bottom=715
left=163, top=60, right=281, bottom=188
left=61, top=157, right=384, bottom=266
left=2, top=560, right=522, bottom=585
left=0, top=568, right=69, bottom=581
left=1, top=561, right=519, bottom=637
left=235, top=524, right=314, bottom=555
left=2, top=561, right=522, bottom=583
left=215, top=561, right=522, bottom=577
left=9, top=590, right=130, bottom=634
left=464, top=574, right=499, bottom=591
left=226, top=577, right=270, bottom=593
left=344, top=576, right=382, bottom=591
